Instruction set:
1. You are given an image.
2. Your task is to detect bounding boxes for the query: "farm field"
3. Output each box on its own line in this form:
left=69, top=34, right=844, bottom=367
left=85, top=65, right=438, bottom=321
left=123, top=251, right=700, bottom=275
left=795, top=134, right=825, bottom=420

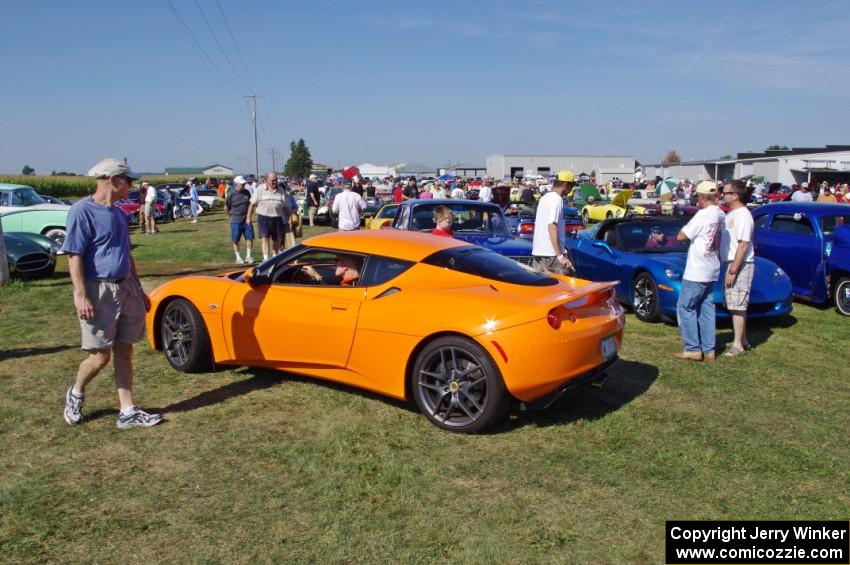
left=1, top=210, right=848, bottom=563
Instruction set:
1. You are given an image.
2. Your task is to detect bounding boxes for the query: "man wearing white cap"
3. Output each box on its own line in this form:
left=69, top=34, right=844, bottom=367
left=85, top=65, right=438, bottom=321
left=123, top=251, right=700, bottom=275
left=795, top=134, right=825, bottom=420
left=61, top=158, right=162, bottom=429
left=674, top=180, right=725, bottom=361
left=225, top=176, right=254, bottom=263
left=791, top=182, right=813, bottom=202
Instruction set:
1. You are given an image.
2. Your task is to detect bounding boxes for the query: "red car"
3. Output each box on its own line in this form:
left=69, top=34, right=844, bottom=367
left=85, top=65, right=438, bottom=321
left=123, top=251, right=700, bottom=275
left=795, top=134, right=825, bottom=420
left=765, top=183, right=792, bottom=203
left=116, top=190, right=165, bottom=222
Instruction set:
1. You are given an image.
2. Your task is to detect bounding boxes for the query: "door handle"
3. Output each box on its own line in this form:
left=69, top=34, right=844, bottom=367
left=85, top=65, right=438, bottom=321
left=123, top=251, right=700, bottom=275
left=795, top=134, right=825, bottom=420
left=331, top=302, right=349, bottom=311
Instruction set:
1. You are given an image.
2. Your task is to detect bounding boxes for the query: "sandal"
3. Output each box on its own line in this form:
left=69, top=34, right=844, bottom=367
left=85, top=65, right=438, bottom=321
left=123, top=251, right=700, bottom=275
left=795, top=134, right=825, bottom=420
left=723, top=346, right=746, bottom=357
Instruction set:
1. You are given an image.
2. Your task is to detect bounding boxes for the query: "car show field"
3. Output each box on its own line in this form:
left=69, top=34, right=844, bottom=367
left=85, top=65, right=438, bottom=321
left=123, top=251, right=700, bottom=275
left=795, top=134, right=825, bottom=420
left=1, top=209, right=848, bottom=562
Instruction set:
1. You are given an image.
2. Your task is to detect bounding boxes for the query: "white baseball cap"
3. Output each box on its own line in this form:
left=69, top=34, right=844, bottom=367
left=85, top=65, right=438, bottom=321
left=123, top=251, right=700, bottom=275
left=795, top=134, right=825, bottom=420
left=233, top=175, right=247, bottom=184
left=87, top=157, right=140, bottom=179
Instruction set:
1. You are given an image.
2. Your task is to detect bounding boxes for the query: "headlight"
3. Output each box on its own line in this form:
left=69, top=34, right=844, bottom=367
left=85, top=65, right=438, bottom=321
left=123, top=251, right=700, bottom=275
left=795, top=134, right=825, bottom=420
left=664, top=268, right=681, bottom=281
left=772, top=267, right=788, bottom=283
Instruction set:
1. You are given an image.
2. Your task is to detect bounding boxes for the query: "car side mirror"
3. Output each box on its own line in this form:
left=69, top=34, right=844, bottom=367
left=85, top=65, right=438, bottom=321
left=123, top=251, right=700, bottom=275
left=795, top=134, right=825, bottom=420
left=592, top=240, right=616, bottom=254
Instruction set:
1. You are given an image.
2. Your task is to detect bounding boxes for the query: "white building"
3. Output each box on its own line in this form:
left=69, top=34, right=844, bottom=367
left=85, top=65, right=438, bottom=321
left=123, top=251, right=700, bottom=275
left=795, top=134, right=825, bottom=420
left=487, top=154, right=635, bottom=183
left=640, top=145, right=850, bottom=186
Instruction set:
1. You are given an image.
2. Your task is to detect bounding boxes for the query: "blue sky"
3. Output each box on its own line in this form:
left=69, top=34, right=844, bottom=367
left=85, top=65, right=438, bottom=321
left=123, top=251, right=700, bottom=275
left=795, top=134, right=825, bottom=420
left=2, top=0, right=849, bottom=175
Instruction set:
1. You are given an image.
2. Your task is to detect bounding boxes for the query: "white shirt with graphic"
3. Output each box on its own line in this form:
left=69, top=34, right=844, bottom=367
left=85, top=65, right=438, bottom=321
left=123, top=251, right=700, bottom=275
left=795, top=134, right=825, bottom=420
left=681, top=205, right=725, bottom=282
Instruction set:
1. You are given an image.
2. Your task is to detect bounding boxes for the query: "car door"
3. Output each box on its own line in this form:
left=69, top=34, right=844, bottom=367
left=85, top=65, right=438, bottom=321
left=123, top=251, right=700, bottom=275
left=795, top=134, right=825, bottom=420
left=221, top=249, right=364, bottom=367
left=578, top=224, right=620, bottom=281
left=755, top=213, right=820, bottom=296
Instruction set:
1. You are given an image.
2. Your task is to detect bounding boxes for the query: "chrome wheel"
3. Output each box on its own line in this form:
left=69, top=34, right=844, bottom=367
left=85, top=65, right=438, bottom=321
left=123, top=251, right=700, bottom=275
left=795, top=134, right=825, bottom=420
left=632, top=273, right=660, bottom=322
left=835, top=278, right=850, bottom=316
left=418, top=346, right=488, bottom=428
left=160, top=299, right=212, bottom=372
left=163, top=303, right=192, bottom=367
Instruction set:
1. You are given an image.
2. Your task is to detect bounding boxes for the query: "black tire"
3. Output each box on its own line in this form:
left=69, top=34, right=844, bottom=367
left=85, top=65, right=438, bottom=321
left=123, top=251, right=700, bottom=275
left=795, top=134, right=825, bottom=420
left=411, top=336, right=510, bottom=433
left=581, top=209, right=590, bottom=224
left=632, top=272, right=660, bottom=322
left=834, top=276, right=850, bottom=316
left=179, top=203, right=192, bottom=218
left=43, top=227, right=66, bottom=247
left=605, top=211, right=613, bottom=219
left=160, top=299, right=213, bottom=372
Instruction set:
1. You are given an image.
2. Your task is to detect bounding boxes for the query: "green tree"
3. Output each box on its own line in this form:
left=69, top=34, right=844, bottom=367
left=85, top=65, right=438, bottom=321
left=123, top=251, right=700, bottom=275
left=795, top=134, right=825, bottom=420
left=21, top=165, right=35, bottom=175
left=283, top=139, right=314, bottom=179
left=766, top=145, right=790, bottom=151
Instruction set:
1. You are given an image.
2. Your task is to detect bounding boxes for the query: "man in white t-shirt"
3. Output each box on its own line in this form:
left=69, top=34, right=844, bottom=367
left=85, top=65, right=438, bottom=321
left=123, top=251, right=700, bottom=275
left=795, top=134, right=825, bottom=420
left=674, top=180, right=725, bottom=361
left=531, top=169, right=574, bottom=275
left=791, top=182, right=813, bottom=202
left=332, top=185, right=366, bottom=231
left=479, top=180, right=493, bottom=203
left=720, top=180, right=755, bottom=357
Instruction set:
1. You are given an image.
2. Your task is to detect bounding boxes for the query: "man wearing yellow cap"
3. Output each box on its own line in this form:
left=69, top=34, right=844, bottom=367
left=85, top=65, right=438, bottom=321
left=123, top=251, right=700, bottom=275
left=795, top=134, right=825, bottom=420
left=531, top=170, right=574, bottom=275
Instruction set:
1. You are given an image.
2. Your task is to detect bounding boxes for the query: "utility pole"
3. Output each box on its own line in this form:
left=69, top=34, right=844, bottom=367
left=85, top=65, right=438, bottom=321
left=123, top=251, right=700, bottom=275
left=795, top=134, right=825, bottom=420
left=245, top=95, right=259, bottom=178
left=269, top=148, right=280, bottom=173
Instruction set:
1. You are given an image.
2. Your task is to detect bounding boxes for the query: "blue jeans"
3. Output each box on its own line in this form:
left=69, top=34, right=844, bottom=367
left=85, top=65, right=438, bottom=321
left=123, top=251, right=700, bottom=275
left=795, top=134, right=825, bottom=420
left=676, top=280, right=716, bottom=353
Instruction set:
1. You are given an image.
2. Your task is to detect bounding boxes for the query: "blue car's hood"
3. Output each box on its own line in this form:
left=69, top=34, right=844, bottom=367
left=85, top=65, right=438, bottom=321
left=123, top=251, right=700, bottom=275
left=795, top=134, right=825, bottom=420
left=454, top=232, right=533, bottom=255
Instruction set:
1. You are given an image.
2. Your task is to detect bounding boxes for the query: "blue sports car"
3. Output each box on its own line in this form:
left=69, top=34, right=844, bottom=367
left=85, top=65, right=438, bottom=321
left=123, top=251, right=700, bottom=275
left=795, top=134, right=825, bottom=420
left=752, top=202, right=850, bottom=313
left=566, top=217, right=793, bottom=322
left=390, top=199, right=534, bottom=265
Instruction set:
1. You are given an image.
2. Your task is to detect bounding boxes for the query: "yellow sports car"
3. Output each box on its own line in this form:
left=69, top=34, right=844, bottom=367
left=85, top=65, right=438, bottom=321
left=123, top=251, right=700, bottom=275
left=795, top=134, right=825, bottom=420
left=580, top=189, right=650, bottom=223
left=365, top=203, right=399, bottom=230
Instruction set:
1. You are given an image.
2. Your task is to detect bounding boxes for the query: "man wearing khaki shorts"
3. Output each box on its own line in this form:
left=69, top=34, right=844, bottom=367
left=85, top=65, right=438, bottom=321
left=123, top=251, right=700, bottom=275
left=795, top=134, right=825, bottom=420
left=61, top=158, right=162, bottom=429
left=720, top=180, right=755, bottom=357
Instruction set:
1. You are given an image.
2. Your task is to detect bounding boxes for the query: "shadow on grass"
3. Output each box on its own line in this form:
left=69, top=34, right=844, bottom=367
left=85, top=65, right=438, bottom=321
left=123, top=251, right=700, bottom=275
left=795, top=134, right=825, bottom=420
left=715, top=313, right=797, bottom=351
left=494, top=359, right=659, bottom=433
left=0, top=344, right=77, bottom=361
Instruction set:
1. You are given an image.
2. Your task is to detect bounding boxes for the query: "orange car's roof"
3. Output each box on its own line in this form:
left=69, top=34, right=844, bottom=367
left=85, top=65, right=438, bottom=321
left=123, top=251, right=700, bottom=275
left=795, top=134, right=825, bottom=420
left=303, top=230, right=469, bottom=261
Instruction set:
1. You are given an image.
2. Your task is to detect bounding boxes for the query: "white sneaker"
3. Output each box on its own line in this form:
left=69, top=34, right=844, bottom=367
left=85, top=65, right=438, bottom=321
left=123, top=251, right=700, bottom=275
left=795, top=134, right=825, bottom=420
left=244, top=255, right=253, bottom=264
left=235, top=255, right=243, bottom=264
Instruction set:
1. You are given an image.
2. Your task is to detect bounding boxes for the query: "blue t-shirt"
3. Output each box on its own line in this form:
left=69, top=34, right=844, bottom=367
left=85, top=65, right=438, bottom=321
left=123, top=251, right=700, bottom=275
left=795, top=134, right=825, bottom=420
left=61, top=196, right=132, bottom=279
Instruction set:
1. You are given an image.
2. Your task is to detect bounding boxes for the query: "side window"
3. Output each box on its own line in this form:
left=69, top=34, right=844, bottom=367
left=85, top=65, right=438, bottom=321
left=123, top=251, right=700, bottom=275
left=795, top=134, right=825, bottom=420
left=271, top=249, right=364, bottom=287
left=0, top=192, right=8, bottom=206
left=754, top=215, right=770, bottom=230
left=771, top=214, right=813, bottom=236
left=10, top=190, right=25, bottom=206
left=395, top=205, right=411, bottom=229
left=362, top=256, right=414, bottom=286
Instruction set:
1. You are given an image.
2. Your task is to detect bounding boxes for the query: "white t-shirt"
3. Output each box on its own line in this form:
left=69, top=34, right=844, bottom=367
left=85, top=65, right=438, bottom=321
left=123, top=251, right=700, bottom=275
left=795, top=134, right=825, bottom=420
left=721, top=206, right=755, bottom=263
left=532, top=191, right=564, bottom=257
left=681, top=205, right=725, bottom=282
left=479, top=185, right=493, bottom=202
left=144, top=188, right=156, bottom=203
left=451, top=188, right=464, bottom=199
left=791, top=190, right=813, bottom=202
left=332, top=189, right=366, bottom=230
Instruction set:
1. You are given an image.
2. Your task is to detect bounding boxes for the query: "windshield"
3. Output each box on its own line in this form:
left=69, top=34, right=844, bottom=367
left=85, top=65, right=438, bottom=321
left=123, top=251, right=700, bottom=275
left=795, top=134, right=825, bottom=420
left=11, top=187, right=46, bottom=206
left=821, top=214, right=850, bottom=238
left=377, top=205, right=398, bottom=219
left=411, top=203, right=511, bottom=236
left=615, top=222, right=688, bottom=252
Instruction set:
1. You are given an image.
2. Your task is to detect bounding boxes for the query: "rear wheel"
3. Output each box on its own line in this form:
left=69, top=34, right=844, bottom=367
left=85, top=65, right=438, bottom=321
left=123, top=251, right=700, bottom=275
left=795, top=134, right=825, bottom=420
left=411, top=336, right=510, bottom=433
left=160, top=299, right=212, bottom=372
left=42, top=227, right=66, bottom=247
left=632, top=272, right=661, bottom=322
left=581, top=209, right=590, bottom=224
left=834, top=276, right=850, bottom=316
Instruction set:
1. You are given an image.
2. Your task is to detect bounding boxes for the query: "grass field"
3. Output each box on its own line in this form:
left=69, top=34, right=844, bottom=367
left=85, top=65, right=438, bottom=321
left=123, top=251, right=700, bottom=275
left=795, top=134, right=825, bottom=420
left=1, top=210, right=848, bottom=563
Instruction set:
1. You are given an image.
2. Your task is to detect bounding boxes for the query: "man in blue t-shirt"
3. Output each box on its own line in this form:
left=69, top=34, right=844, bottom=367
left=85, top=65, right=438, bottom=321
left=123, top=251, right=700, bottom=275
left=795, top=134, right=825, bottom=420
left=61, top=158, right=162, bottom=429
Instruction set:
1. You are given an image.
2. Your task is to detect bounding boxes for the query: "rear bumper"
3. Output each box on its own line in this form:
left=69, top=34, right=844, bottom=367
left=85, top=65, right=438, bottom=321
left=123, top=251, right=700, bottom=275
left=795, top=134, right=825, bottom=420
left=519, top=357, right=618, bottom=410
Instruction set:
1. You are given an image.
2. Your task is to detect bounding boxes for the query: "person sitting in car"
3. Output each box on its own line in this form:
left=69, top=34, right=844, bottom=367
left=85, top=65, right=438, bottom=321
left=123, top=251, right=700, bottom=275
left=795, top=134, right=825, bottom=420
left=300, top=255, right=362, bottom=286
left=645, top=226, right=675, bottom=247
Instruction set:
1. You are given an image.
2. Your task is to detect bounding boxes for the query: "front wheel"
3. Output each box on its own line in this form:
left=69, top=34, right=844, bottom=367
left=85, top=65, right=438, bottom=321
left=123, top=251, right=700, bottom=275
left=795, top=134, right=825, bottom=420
left=411, top=336, right=510, bottom=433
left=834, top=277, right=850, bottom=316
left=160, top=299, right=212, bottom=372
left=632, top=272, right=661, bottom=322
left=43, top=227, right=66, bottom=247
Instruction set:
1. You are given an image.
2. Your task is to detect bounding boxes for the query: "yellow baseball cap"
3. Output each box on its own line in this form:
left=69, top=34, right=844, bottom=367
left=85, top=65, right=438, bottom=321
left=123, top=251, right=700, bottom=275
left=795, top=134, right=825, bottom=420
left=695, top=180, right=717, bottom=195
left=557, top=170, right=575, bottom=182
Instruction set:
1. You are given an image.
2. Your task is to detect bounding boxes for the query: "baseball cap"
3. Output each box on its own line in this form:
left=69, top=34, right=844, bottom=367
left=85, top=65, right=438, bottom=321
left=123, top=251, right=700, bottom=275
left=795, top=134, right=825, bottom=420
left=557, top=170, right=575, bottom=182
left=309, top=174, right=317, bottom=180
left=801, top=182, right=809, bottom=188
left=87, top=157, right=141, bottom=179
left=233, top=175, right=247, bottom=184
left=695, top=180, right=717, bottom=195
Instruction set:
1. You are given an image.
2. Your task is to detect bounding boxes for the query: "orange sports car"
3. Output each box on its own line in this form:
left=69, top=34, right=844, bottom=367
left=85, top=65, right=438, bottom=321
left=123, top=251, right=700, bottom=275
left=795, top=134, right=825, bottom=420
left=145, top=230, right=625, bottom=432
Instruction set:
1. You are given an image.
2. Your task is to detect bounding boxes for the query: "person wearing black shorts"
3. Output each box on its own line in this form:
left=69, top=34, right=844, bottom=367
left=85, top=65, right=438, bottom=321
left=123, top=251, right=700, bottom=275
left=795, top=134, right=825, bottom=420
left=247, top=172, right=290, bottom=261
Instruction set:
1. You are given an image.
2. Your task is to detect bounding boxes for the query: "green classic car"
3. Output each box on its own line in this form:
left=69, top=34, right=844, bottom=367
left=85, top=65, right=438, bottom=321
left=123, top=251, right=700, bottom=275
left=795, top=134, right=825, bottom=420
left=3, top=231, right=58, bottom=279
left=0, top=183, right=70, bottom=246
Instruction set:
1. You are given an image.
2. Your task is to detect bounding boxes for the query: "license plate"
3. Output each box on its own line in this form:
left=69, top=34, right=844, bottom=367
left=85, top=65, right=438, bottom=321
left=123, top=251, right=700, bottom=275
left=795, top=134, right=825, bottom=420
left=600, top=335, right=617, bottom=361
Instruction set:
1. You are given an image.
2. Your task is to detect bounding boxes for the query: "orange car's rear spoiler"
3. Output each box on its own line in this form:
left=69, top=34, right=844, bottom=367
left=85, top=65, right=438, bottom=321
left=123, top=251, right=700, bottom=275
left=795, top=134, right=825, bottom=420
left=547, top=279, right=619, bottom=308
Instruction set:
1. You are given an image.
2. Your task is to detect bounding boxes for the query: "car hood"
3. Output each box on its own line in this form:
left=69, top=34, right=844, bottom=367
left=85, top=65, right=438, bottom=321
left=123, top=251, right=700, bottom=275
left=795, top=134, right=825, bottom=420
left=4, top=232, right=48, bottom=256
left=453, top=233, right=533, bottom=255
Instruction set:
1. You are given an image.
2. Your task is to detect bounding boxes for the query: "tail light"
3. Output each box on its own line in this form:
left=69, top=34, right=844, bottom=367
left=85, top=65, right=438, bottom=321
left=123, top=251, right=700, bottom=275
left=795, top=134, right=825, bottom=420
left=519, top=223, right=535, bottom=235
left=546, top=308, right=561, bottom=329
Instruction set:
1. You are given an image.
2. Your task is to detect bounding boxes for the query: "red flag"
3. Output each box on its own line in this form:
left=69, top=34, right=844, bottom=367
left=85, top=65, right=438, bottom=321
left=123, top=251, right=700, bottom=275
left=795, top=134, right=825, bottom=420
left=341, top=166, right=360, bottom=179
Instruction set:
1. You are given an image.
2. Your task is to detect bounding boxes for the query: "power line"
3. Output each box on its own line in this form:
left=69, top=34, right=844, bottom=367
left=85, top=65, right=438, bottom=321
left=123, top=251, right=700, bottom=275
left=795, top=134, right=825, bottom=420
left=165, top=0, right=243, bottom=95
left=214, top=0, right=261, bottom=92
left=192, top=0, right=251, bottom=91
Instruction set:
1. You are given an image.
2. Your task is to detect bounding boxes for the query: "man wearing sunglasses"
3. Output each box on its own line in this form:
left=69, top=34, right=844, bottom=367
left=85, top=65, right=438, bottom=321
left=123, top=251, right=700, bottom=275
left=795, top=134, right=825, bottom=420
left=61, top=158, right=162, bottom=429
left=720, top=180, right=754, bottom=357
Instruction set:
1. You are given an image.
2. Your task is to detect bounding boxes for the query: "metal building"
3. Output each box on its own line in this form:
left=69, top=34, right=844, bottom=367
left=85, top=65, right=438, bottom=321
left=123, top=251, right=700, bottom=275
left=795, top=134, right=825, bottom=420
left=486, top=154, right=635, bottom=183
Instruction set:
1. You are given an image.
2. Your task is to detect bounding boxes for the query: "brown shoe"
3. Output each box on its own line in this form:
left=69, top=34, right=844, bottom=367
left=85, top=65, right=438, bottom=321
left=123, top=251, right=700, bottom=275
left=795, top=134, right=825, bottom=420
left=674, top=351, right=703, bottom=361
left=703, top=351, right=716, bottom=361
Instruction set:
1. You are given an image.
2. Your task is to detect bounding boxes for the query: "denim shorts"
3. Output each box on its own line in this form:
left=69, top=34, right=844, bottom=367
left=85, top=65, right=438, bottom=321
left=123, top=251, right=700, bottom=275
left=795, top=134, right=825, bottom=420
left=230, top=222, right=255, bottom=243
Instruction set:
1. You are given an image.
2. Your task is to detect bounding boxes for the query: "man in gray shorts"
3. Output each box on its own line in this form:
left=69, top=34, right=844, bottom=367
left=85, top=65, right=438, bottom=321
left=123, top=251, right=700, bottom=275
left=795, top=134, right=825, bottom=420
left=61, top=158, right=162, bottom=429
